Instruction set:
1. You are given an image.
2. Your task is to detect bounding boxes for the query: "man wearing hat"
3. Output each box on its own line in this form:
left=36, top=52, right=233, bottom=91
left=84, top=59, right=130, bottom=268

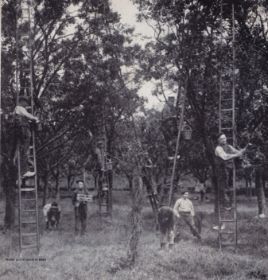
left=72, top=179, right=88, bottom=235
left=213, top=133, right=245, bottom=230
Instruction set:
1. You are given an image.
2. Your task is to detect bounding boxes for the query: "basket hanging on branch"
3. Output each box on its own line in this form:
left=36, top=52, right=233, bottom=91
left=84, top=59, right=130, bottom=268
left=182, top=124, right=192, bottom=140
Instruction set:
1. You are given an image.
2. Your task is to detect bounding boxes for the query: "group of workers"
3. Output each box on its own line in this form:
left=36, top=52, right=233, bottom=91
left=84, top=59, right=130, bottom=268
left=42, top=130, right=246, bottom=243
left=158, top=191, right=201, bottom=249
left=43, top=149, right=111, bottom=235
left=158, top=132, right=247, bottom=248
left=43, top=179, right=94, bottom=235
left=1, top=95, right=249, bottom=245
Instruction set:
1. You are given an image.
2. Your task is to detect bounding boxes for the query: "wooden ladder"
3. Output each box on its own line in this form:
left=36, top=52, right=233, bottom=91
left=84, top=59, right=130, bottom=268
left=98, top=169, right=112, bottom=217
left=218, top=2, right=237, bottom=249
left=16, top=0, right=40, bottom=252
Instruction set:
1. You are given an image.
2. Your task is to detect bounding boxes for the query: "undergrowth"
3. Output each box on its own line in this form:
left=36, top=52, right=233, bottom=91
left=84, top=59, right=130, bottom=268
left=0, top=198, right=267, bottom=280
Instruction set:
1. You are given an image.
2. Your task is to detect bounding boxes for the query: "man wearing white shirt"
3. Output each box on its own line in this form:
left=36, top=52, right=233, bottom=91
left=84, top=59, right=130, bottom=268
left=173, top=191, right=201, bottom=240
left=14, top=96, right=39, bottom=178
left=215, top=133, right=245, bottom=207
left=213, top=133, right=245, bottom=230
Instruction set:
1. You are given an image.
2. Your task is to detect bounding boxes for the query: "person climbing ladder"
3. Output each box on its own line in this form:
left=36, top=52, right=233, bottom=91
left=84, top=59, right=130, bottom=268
left=14, top=95, right=39, bottom=178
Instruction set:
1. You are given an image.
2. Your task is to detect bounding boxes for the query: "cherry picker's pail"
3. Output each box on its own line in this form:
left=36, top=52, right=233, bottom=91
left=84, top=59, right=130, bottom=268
left=182, top=125, right=192, bottom=140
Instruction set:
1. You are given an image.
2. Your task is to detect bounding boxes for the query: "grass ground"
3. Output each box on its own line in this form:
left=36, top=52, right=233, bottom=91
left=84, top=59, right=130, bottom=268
left=0, top=186, right=267, bottom=280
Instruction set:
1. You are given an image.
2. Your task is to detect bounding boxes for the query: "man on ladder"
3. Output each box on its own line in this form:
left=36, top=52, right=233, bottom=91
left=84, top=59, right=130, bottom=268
left=14, top=0, right=40, bottom=252
left=94, top=138, right=112, bottom=216
left=15, top=95, right=39, bottom=179
left=213, top=133, right=245, bottom=231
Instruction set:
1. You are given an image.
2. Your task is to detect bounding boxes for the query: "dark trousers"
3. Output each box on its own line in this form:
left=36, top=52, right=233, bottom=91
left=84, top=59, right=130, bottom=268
left=200, top=191, right=205, bottom=202
left=18, top=127, right=32, bottom=175
left=217, top=167, right=233, bottom=209
left=179, top=212, right=201, bottom=239
left=74, top=203, right=87, bottom=235
left=107, top=170, right=113, bottom=189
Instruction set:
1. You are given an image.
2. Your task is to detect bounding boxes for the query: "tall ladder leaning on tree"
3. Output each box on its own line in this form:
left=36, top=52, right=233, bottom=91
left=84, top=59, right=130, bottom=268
left=95, top=104, right=112, bottom=217
left=167, top=80, right=188, bottom=207
left=158, top=79, right=188, bottom=207
left=16, top=0, right=40, bottom=252
left=217, top=1, right=238, bottom=250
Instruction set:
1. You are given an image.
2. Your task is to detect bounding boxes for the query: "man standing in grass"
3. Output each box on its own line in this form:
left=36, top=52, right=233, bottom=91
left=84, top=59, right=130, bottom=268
left=173, top=191, right=201, bottom=240
left=72, top=179, right=88, bottom=235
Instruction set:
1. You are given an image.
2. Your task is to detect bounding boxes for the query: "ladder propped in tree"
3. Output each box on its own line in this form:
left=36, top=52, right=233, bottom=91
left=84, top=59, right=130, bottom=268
left=217, top=1, right=237, bottom=250
left=95, top=109, right=113, bottom=217
left=16, top=0, right=40, bottom=252
left=97, top=160, right=112, bottom=217
left=167, top=82, right=187, bottom=207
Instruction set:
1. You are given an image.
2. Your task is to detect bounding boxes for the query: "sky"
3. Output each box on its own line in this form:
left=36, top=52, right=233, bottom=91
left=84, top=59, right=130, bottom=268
left=110, top=0, right=153, bottom=40
left=110, top=0, right=165, bottom=109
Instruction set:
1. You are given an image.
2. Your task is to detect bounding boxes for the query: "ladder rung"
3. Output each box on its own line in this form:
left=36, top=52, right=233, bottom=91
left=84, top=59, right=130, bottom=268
left=220, top=219, right=236, bottom=223
left=221, top=108, right=233, bottom=111
left=21, top=244, right=38, bottom=249
left=21, top=233, right=37, bottom=237
left=220, top=231, right=235, bottom=234
left=20, top=188, right=35, bottom=192
left=220, top=243, right=237, bottom=247
left=21, top=198, right=36, bottom=201
left=221, top=127, right=233, bottom=130
left=22, top=182, right=35, bottom=186
left=21, top=220, right=37, bottom=224
left=22, top=209, right=36, bottom=212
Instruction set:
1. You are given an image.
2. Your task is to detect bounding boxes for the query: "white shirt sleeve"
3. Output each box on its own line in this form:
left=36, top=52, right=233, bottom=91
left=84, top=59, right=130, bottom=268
left=215, top=146, right=230, bottom=161
left=228, top=145, right=240, bottom=153
left=15, top=106, right=38, bottom=122
left=43, top=203, right=51, bottom=217
left=173, top=199, right=181, bottom=217
left=15, top=106, right=28, bottom=116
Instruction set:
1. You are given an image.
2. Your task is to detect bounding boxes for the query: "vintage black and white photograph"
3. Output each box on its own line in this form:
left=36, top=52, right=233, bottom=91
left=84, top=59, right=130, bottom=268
left=0, top=0, right=268, bottom=279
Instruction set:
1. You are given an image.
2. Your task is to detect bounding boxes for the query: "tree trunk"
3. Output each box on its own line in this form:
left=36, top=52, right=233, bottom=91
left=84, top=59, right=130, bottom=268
left=55, top=174, right=59, bottom=197
left=67, top=173, right=73, bottom=190
left=3, top=160, right=17, bottom=230
left=127, top=174, right=133, bottom=190
left=42, top=172, right=49, bottom=206
left=127, top=174, right=143, bottom=264
left=202, top=133, right=218, bottom=214
left=51, top=167, right=60, bottom=197
left=255, top=167, right=267, bottom=216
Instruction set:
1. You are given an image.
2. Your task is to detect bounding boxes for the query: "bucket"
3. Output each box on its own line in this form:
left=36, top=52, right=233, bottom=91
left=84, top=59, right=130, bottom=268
left=182, top=125, right=192, bottom=140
